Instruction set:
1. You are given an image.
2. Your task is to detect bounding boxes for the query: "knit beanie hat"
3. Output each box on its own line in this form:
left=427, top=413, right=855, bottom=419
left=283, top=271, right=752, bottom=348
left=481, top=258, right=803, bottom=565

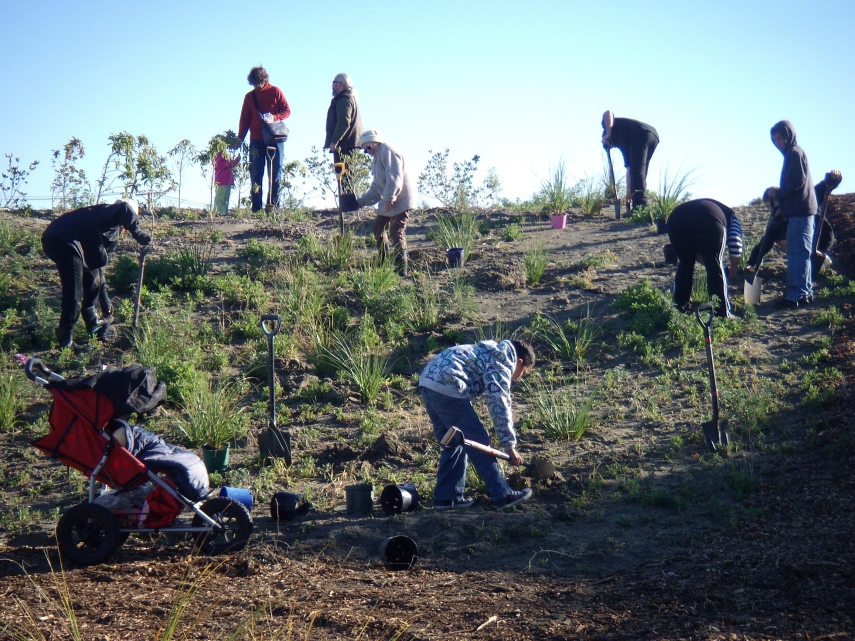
left=334, top=73, right=352, bottom=88
left=358, top=130, right=384, bottom=146
left=118, top=198, right=139, bottom=215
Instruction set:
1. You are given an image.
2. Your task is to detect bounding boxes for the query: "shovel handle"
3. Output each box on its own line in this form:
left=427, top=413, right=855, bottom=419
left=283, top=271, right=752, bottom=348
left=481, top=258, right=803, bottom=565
left=261, top=314, right=282, bottom=337
left=695, top=303, right=714, bottom=329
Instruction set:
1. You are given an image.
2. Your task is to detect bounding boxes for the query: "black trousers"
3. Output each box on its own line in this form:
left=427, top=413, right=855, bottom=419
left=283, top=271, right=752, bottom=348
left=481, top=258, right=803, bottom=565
left=41, top=236, right=99, bottom=331
left=626, top=132, right=658, bottom=208
left=667, top=200, right=729, bottom=317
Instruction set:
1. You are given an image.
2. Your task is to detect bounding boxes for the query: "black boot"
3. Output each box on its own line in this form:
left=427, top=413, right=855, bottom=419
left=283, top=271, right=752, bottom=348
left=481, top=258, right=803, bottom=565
left=55, top=327, right=92, bottom=353
left=82, top=306, right=112, bottom=336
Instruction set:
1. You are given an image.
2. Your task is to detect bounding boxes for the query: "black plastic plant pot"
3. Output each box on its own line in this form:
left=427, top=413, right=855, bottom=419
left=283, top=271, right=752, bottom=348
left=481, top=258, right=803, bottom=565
left=380, top=483, right=420, bottom=516
left=270, top=491, right=311, bottom=521
left=379, top=535, right=418, bottom=570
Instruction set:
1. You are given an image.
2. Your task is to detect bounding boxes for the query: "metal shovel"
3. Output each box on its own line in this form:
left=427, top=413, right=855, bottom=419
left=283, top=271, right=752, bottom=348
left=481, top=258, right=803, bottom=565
left=696, top=303, right=729, bottom=452
left=744, top=204, right=778, bottom=305
left=258, top=314, right=292, bottom=465
left=132, top=247, right=149, bottom=329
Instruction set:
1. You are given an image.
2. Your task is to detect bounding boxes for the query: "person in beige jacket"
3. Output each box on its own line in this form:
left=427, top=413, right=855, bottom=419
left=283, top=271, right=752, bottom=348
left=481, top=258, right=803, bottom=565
left=356, top=130, right=417, bottom=276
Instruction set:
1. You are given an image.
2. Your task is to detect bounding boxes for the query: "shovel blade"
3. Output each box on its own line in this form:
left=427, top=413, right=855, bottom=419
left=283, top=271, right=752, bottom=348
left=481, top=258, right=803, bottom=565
left=259, top=425, right=292, bottom=466
left=744, top=275, right=763, bottom=305
left=702, top=421, right=720, bottom=453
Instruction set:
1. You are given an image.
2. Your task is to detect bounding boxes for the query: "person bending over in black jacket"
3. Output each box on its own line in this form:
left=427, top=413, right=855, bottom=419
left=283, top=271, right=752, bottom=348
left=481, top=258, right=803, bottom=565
left=746, top=170, right=842, bottom=282
left=41, top=199, right=151, bottom=351
left=602, top=111, right=659, bottom=211
left=666, top=199, right=744, bottom=318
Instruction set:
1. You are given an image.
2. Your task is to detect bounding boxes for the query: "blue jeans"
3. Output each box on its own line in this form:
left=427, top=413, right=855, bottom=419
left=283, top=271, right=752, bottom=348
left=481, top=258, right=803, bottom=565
left=420, top=387, right=511, bottom=503
left=249, top=140, right=285, bottom=212
left=785, top=215, right=815, bottom=301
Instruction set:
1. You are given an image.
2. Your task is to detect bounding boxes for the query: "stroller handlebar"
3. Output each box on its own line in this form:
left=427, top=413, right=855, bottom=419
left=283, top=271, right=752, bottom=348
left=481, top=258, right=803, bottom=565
left=25, top=357, right=65, bottom=385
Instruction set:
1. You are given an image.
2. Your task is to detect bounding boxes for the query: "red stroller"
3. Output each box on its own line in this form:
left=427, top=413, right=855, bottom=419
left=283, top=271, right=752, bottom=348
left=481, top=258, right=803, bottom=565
left=25, top=358, right=252, bottom=565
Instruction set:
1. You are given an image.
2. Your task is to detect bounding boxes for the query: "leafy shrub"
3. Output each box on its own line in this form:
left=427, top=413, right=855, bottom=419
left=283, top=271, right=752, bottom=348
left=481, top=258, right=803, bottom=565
left=418, top=150, right=499, bottom=211
left=802, top=367, right=843, bottom=408
left=237, top=238, right=285, bottom=273
left=132, top=311, right=204, bottom=401
left=212, top=273, right=269, bottom=310
left=502, top=222, right=523, bottom=242
left=613, top=280, right=673, bottom=334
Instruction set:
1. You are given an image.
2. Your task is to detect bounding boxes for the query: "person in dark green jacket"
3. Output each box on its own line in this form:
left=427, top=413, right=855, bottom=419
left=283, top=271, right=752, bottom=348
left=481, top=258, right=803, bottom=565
left=324, top=73, right=363, bottom=164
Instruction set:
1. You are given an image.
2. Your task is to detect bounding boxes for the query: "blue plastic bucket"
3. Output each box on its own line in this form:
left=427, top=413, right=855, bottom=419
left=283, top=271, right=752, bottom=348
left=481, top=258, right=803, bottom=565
left=219, top=486, right=253, bottom=511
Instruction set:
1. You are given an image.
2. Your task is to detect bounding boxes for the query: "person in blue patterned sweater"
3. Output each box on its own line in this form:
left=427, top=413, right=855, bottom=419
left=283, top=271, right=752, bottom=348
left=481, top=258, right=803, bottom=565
left=419, top=338, right=536, bottom=510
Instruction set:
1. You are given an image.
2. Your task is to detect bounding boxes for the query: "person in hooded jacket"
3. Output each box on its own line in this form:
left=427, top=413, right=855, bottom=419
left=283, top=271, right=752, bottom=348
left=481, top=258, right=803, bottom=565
left=419, top=339, right=536, bottom=510
left=41, top=199, right=151, bottom=351
left=745, top=170, right=842, bottom=282
left=770, top=120, right=817, bottom=307
left=324, top=73, right=363, bottom=164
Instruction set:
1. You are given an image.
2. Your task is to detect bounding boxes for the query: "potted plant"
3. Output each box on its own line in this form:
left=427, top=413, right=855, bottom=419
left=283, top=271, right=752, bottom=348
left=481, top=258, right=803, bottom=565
left=176, top=378, right=247, bottom=473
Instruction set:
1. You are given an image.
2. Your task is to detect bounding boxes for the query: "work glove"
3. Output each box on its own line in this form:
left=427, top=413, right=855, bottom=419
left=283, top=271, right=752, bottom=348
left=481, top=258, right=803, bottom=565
left=826, top=170, right=842, bottom=190
left=135, top=231, right=152, bottom=246
left=261, top=112, right=274, bottom=124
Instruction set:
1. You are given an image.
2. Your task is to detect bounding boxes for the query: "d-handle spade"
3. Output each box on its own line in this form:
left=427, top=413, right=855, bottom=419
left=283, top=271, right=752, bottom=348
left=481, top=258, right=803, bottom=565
left=260, top=314, right=291, bottom=465
left=132, top=247, right=149, bottom=330
left=695, top=303, right=729, bottom=452
left=440, top=426, right=510, bottom=461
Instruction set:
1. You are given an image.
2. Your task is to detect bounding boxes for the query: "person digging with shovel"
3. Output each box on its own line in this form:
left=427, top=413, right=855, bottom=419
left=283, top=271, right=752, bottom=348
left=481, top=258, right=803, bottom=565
left=745, top=170, right=842, bottom=285
left=356, top=130, right=417, bottom=276
left=419, top=339, right=536, bottom=510
left=666, top=198, right=744, bottom=318
left=41, top=199, right=151, bottom=351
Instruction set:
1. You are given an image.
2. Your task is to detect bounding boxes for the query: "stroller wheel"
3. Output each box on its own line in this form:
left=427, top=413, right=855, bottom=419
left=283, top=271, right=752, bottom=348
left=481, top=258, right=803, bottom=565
left=192, top=497, right=253, bottom=555
left=56, top=503, right=120, bottom=566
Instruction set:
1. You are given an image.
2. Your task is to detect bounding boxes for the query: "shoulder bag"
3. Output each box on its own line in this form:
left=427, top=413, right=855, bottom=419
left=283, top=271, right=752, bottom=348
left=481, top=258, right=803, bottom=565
left=252, top=91, right=289, bottom=144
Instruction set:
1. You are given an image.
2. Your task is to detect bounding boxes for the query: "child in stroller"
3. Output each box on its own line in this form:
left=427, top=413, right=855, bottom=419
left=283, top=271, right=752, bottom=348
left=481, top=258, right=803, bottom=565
left=25, top=358, right=252, bottom=565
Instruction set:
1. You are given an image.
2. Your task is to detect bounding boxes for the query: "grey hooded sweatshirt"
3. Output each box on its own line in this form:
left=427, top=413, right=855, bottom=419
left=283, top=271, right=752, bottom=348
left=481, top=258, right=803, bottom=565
left=771, top=120, right=817, bottom=218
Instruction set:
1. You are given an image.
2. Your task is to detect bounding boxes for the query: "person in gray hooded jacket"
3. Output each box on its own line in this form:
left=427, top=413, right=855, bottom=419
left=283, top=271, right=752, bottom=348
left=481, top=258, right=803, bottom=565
left=356, top=130, right=417, bottom=275
left=770, top=120, right=817, bottom=307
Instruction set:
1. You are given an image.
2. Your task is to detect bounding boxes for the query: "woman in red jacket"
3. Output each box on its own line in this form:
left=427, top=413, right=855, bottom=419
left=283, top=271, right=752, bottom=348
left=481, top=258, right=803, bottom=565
left=237, top=66, right=291, bottom=212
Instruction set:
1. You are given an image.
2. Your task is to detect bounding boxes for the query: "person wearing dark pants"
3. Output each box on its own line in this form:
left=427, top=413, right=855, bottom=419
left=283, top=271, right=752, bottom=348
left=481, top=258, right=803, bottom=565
left=237, top=66, right=291, bottom=212
left=667, top=198, right=743, bottom=318
left=602, top=111, right=659, bottom=210
left=746, top=170, right=842, bottom=282
left=770, top=120, right=817, bottom=307
left=356, top=130, right=417, bottom=276
left=41, top=199, right=151, bottom=351
left=419, top=339, right=536, bottom=510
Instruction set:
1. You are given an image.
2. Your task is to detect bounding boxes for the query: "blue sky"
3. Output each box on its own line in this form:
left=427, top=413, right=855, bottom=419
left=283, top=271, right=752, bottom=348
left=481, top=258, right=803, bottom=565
left=2, top=0, right=853, bottom=210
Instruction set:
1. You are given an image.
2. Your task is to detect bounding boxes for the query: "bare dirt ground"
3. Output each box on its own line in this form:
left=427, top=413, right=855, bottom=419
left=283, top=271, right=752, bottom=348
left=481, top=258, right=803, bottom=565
left=1, top=195, right=853, bottom=640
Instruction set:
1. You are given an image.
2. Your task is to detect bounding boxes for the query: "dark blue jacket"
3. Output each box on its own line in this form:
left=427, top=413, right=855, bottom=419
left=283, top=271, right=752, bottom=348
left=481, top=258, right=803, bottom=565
left=42, top=201, right=150, bottom=269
